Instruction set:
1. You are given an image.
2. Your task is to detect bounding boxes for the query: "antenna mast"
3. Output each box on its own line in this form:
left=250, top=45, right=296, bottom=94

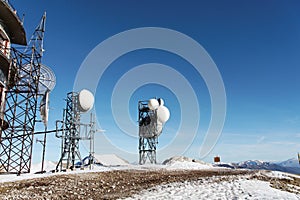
left=0, top=13, right=47, bottom=174
left=55, top=90, right=95, bottom=171
left=138, top=98, right=170, bottom=164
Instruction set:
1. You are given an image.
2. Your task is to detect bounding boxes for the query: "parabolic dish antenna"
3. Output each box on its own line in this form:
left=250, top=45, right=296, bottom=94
left=38, top=64, right=56, bottom=93
left=78, top=89, right=94, bottom=112
left=40, top=91, right=49, bottom=126
left=17, top=64, right=56, bottom=93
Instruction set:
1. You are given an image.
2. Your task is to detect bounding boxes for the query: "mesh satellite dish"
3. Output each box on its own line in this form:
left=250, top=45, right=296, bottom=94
left=38, top=64, right=56, bottom=93
left=18, top=64, right=56, bottom=93
left=157, top=105, right=170, bottom=123
left=148, top=99, right=159, bottom=110
left=40, top=91, right=49, bottom=126
left=77, top=89, right=94, bottom=112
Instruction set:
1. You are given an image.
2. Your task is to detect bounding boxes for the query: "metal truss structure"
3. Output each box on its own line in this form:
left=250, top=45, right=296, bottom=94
left=0, top=13, right=46, bottom=174
left=138, top=100, right=158, bottom=164
left=56, top=92, right=95, bottom=171
left=139, top=137, right=157, bottom=164
left=56, top=92, right=81, bottom=171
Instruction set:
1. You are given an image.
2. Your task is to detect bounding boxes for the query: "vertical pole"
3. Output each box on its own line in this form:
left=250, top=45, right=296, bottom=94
left=89, top=113, right=96, bottom=170
left=40, top=125, right=47, bottom=172
left=60, top=110, right=65, bottom=171
left=89, top=113, right=93, bottom=170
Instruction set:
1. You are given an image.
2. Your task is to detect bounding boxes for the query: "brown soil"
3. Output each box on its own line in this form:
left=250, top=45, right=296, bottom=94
left=0, top=169, right=297, bottom=200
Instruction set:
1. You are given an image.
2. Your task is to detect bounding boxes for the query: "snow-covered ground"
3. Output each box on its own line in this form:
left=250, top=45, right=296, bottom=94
left=163, top=156, right=214, bottom=170
left=93, top=154, right=129, bottom=166
left=123, top=157, right=300, bottom=200
left=125, top=176, right=299, bottom=200
left=0, top=155, right=299, bottom=199
left=30, top=160, right=57, bottom=173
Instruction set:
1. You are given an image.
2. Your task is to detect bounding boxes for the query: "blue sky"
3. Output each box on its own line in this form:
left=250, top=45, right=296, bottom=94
left=10, top=0, right=300, bottom=163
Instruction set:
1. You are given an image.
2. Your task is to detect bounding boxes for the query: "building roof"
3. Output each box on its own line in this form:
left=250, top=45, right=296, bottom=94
left=0, top=1, right=26, bottom=45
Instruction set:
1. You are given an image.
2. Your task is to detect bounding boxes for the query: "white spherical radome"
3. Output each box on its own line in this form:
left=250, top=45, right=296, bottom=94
left=156, top=120, right=163, bottom=136
left=157, top=105, right=170, bottom=123
left=78, top=89, right=94, bottom=112
left=148, top=98, right=159, bottom=110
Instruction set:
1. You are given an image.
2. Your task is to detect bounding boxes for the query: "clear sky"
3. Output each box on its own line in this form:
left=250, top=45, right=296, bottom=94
left=9, top=0, right=300, bottom=164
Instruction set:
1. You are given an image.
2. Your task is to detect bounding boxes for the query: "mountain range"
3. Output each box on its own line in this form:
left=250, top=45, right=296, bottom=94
left=215, top=158, right=300, bottom=174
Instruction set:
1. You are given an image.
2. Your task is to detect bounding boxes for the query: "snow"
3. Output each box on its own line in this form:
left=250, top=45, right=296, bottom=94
left=165, top=160, right=213, bottom=170
left=264, top=171, right=295, bottom=180
left=0, top=163, right=114, bottom=184
left=0, top=156, right=214, bottom=185
left=93, top=154, right=129, bottom=166
left=237, top=160, right=265, bottom=166
left=0, top=161, right=56, bottom=183
left=125, top=176, right=300, bottom=200
left=277, top=158, right=300, bottom=168
left=0, top=155, right=299, bottom=199
left=30, top=160, right=57, bottom=173
left=163, top=156, right=214, bottom=170
left=0, top=171, right=54, bottom=183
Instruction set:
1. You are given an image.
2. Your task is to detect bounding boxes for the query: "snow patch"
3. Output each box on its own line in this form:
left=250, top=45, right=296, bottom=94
left=93, top=154, right=129, bottom=166
left=264, top=170, right=300, bottom=180
left=30, top=161, right=57, bottom=173
left=163, top=156, right=213, bottom=170
left=126, top=176, right=299, bottom=200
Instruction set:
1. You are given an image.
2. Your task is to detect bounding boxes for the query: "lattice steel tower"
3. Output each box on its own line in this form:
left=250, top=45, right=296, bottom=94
left=56, top=92, right=81, bottom=171
left=138, top=100, right=158, bottom=164
left=0, top=1, right=47, bottom=174
left=138, top=98, right=170, bottom=165
left=56, top=90, right=95, bottom=171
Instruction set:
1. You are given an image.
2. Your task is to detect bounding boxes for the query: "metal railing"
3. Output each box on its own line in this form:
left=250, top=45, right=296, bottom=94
left=2, top=0, right=16, bottom=12
left=1, top=0, right=22, bottom=22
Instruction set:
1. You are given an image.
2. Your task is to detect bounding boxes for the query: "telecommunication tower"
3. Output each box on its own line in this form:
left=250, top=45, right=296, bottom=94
left=0, top=1, right=54, bottom=174
left=138, top=98, right=170, bottom=164
left=56, top=89, right=95, bottom=171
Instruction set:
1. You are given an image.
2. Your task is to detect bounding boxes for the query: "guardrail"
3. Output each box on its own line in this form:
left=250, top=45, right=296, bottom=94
left=1, top=0, right=22, bottom=22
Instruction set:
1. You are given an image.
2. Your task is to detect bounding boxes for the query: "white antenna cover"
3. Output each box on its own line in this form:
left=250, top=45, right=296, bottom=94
left=40, top=91, right=49, bottom=126
left=157, top=105, right=170, bottom=123
left=148, top=99, right=159, bottom=110
left=78, top=89, right=94, bottom=112
left=158, top=98, right=164, bottom=106
left=156, top=121, right=163, bottom=136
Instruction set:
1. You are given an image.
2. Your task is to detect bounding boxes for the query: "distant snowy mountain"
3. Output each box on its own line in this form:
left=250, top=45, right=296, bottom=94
left=233, top=160, right=289, bottom=172
left=277, top=158, right=299, bottom=168
left=214, top=158, right=300, bottom=175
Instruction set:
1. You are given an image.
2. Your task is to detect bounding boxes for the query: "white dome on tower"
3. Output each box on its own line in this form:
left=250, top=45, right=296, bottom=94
left=148, top=98, right=159, bottom=110
left=78, top=89, right=94, bottom=112
left=157, top=105, right=170, bottom=123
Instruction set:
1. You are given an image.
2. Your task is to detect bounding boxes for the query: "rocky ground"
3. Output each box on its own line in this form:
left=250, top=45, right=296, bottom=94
left=0, top=169, right=299, bottom=200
